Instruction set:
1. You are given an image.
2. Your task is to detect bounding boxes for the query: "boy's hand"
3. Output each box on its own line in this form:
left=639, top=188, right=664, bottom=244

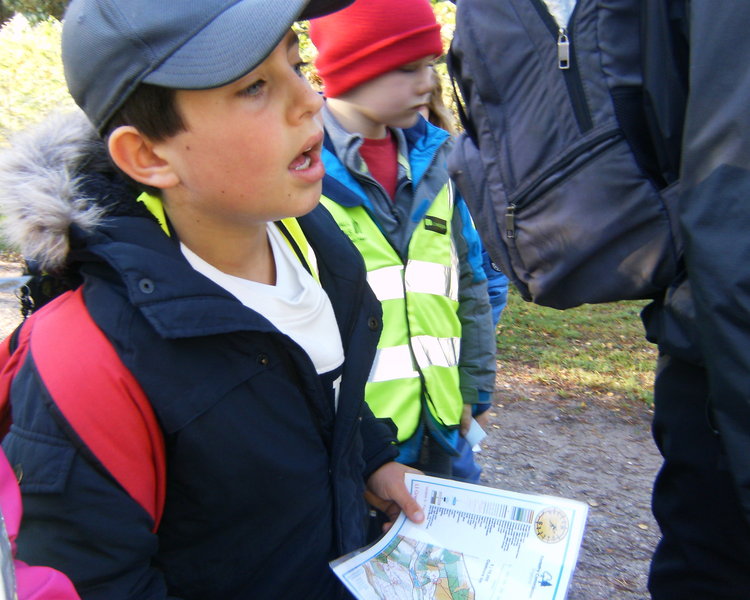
left=460, top=403, right=473, bottom=436
left=365, top=462, right=425, bottom=532
left=475, top=409, right=491, bottom=430
left=459, top=404, right=474, bottom=437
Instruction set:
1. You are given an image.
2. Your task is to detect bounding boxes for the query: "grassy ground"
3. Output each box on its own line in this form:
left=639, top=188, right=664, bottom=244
left=495, top=287, right=657, bottom=406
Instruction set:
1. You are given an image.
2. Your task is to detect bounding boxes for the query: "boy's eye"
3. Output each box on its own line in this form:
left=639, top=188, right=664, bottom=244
left=399, top=61, right=435, bottom=74
left=239, top=79, right=266, bottom=97
left=294, top=61, right=309, bottom=77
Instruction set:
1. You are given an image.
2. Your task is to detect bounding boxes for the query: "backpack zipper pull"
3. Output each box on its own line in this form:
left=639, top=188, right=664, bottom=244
left=505, top=204, right=516, bottom=239
left=557, top=28, right=570, bottom=69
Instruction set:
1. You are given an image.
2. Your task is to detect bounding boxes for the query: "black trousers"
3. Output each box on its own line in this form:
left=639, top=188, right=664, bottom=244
left=649, top=354, right=750, bottom=599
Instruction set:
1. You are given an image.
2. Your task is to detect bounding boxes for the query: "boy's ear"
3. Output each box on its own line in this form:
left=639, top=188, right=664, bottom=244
left=107, top=126, right=179, bottom=189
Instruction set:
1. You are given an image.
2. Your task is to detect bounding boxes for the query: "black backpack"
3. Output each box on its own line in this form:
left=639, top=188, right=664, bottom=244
left=447, top=0, right=685, bottom=309
left=17, top=259, right=78, bottom=319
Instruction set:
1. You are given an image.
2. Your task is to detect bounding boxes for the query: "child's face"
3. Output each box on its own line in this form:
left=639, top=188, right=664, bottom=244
left=336, top=56, right=437, bottom=138
left=154, top=31, right=325, bottom=227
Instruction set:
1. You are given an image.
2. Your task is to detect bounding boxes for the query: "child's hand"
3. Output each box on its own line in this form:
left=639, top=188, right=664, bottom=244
left=460, top=403, right=473, bottom=436
left=475, top=409, right=491, bottom=430
left=365, top=462, right=425, bottom=532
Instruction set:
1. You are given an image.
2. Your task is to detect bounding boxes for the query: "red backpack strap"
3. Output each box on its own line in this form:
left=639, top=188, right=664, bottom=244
left=0, top=318, right=34, bottom=438
left=28, top=288, right=166, bottom=531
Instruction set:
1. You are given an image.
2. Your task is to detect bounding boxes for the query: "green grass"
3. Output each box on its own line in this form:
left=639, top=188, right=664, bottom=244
left=495, top=287, right=657, bottom=405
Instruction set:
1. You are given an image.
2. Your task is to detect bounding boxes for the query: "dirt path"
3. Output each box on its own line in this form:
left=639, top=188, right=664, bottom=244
left=478, top=373, right=662, bottom=599
left=0, top=257, right=663, bottom=599
left=0, top=259, right=24, bottom=336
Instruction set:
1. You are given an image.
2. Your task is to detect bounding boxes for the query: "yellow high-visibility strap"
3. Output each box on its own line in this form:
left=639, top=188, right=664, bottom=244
left=137, top=193, right=319, bottom=282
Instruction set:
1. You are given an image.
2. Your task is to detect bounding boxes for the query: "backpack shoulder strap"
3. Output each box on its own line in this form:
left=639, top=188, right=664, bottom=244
left=0, top=318, right=34, bottom=438
left=17, top=289, right=166, bottom=531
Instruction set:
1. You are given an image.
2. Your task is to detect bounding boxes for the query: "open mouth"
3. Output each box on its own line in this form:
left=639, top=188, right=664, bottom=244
left=291, top=151, right=313, bottom=171
left=290, top=132, right=323, bottom=172
left=288, top=131, right=325, bottom=183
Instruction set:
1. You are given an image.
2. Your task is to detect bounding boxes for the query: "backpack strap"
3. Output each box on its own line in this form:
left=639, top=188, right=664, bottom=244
left=0, top=320, right=33, bottom=438
left=2, top=288, right=166, bottom=532
left=446, top=46, right=477, bottom=143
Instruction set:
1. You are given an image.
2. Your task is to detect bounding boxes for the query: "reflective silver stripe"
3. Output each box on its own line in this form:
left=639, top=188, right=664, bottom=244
left=368, top=345, right=418, bottom=383
left=368, top=337, right=461, bottom=383
left=370, top=260, right=458, bottom=301
left=367, top=266, right=405, bottom=301
left=405, top=260, right=458, bottom=300
left=412, top=335, right=461, bottom=369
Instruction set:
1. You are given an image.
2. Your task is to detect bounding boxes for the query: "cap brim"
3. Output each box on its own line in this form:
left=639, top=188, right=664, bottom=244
left=144, top=0, right=354, bottom=91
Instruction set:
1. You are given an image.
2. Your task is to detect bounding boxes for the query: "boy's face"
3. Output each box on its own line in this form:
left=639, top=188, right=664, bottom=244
left=153, top=31, right=325, bottom=227
left=334, top=56, right=436, bottom=138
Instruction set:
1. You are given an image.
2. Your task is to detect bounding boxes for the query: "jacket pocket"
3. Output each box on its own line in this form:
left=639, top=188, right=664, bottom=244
left=3, top=426, right=75, bottom=494
left=504, top=132, right=680, bottom=308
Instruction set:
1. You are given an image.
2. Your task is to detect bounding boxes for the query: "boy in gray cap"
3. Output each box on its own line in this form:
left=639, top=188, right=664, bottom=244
left=0, top=1, right=424, bottom=598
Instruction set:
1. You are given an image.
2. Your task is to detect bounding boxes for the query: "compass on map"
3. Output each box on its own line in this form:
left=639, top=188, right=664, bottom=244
left=534, top=507, right=569, bottom=544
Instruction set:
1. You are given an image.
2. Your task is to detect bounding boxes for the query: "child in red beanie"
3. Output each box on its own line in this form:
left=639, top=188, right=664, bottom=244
left=309, top=0, right=496, bottom=492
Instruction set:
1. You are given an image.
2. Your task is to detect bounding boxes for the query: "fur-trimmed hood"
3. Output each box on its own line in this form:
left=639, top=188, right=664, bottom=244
left=0, top=110, right=114, bottom=274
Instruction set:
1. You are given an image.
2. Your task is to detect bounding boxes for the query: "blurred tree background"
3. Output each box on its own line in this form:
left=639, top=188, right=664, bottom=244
left=0, top=0, right=458, bottom=146
left=0, top=13, right=72, bottom=144
left=1, top=0, right=66, bottom=24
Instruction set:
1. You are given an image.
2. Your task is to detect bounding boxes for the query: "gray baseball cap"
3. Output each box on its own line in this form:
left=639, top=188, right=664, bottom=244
left=62, top=0, right=353, bottom=133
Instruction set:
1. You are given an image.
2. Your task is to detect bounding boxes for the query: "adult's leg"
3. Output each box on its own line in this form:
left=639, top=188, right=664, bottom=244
left=649, top=353, right=750, bottom=599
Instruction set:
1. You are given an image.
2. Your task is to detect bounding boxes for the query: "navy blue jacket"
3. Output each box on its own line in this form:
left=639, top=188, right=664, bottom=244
left=637, top=0, right=750, bottom=518
left=0, top=112, right=397, bottom=599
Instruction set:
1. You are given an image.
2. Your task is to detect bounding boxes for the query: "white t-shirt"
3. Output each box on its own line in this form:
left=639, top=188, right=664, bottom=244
left=181, top=224, right=344, bottom=377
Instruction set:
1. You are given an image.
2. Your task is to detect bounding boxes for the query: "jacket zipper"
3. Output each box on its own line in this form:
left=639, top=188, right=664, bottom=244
left=505, top=129, right=621, bottom=239
left=530, top=0, right=593, bottom=133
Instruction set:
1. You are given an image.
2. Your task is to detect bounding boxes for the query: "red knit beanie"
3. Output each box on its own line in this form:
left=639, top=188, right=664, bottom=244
left=309, top=0, right=443, bottom=98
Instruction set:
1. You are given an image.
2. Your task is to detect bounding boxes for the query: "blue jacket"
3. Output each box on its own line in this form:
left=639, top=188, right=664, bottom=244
left=319, top=107, right=496, bottom=461
left=0, top=112, right=397, bottom=599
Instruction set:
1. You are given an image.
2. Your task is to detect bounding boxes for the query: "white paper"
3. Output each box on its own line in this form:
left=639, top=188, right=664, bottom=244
left=332, top=474, right=588, bottom=600
left=465, top=418, right=487, bottom=450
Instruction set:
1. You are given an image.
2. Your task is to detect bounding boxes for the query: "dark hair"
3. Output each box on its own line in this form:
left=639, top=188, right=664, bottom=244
left=104, top=83, right=186, bottom=197
left=106, top=83, right=184, bottom=141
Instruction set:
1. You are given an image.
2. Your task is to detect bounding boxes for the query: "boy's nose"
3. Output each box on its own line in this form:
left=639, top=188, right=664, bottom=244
left=292, top=75, right=324, bottom=120
left=416, top=66, right=436, bottom=94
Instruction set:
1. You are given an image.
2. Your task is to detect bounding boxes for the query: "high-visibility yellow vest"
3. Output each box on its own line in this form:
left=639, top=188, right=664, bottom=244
left=321, top=184, right=461, bottom=441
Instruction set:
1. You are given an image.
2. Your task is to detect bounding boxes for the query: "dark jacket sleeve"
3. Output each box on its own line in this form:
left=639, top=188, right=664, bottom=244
left=2, top=361, right=178, bottom=600
left=676, top=0, right=750, bottom=517
left=452, top=188, right=497, bottom=402
left=359, top=402, right=399, bottom=479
